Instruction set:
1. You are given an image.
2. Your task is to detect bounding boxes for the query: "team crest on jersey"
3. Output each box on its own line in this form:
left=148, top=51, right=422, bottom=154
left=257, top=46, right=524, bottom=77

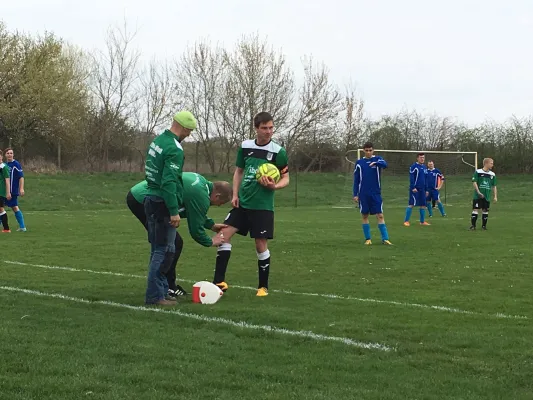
left=266, top=152, right=273, bottom=161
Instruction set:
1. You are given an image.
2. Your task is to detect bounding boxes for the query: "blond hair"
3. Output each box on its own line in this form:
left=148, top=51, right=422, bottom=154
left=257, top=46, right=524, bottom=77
left=213, top=181, right=232, bottom=203
left=483, top=158, right=493, bottom=166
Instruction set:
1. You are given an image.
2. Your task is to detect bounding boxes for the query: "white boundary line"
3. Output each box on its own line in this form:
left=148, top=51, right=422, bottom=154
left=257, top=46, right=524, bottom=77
left=0, top=285, right=393, bottom=352
left=3, top=260, right=527, bottom=320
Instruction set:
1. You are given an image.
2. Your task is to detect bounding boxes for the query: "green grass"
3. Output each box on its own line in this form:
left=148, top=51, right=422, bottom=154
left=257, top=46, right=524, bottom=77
left=1, top=172, right=532, bottom=399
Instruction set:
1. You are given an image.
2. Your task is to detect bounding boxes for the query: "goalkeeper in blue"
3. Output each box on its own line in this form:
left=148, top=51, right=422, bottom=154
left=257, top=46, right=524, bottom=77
left=425, top=160, right=446, bottom=217
left=352, top=142, right=392, bottom=245
left=404, top=153, right=430, bottom=226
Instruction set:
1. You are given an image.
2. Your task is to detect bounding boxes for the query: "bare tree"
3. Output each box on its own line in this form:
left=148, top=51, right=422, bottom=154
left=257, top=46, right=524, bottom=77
left=131, top=59, right=177, bottom=169
left=285, top=56, right=343, bottom=155
left=340, top=83, right=365, bottom=153
left=137, top=59, right=176, bottom=135
left=88, top=21, right=140, bottom=171
left=222, top=33, right=294, bottom=142
left=174, top=40, right=227, bottom=172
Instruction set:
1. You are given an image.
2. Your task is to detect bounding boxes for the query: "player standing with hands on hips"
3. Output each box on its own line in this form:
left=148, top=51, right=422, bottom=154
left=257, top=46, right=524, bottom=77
left=425, top=160, right=446, bottom=218
left=143, top=111, right=199, bottom=306
left=212, top=112, right=289, bottom=297
left=352, top=142, right=392, bottom=245
left=404, top=153, right=430, bottom=226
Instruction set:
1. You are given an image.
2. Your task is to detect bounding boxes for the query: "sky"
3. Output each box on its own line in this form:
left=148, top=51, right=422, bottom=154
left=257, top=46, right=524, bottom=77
left=2, top=0, right=533, bottom=125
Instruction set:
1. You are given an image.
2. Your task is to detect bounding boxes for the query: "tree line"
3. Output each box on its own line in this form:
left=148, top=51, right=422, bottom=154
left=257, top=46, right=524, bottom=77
left=1, top=20, right=532, bottom=174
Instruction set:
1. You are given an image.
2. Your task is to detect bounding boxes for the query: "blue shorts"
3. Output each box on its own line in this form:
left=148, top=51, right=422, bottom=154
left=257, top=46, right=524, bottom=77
left=426, top=189, right=440, bottom=202
left=408, top=190, right=427, bottom=207
left=6, top=195, right=18, bottom=208
left=358, top=193, right=383, bottom=215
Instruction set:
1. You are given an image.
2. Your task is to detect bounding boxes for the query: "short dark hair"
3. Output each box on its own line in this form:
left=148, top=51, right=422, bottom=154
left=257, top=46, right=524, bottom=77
left=417, top=152, right=425, bottom=156
left=254, top=112, right=273, bottom=128
left=363, top=142, right=374, bottom=149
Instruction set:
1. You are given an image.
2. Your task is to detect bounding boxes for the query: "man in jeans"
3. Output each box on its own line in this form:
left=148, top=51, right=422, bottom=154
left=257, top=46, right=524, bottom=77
left=127, top=172, right=231, bottom=298
left=143, top=110, right=198, bottom=305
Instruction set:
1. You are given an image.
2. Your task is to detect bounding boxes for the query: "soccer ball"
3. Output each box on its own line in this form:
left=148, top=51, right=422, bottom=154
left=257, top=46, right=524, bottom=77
left=255, top=163, right=281, bottom=183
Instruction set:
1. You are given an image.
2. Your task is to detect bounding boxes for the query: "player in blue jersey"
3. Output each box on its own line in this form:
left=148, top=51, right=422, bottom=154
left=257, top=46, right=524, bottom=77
left=425, top=160, right=446, bottom=217
left=4, top=148, right=26, bottom=231
left=404, top=153, right=430, bottom=226
left=352, top=142, right=392, bottom=245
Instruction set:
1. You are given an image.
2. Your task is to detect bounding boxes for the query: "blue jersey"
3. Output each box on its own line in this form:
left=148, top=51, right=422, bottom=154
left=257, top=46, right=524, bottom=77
left=7, top=160, right=24, bottom=196
left=353, top=156, right=388, bottom=196
left=409, top=162, right=427, bottom=191
left=426, top=168, right=444, bottom=190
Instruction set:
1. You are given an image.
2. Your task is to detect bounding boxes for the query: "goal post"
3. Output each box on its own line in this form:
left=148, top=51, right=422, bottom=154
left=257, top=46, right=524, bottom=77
left=339, top=149, right=478, bottom=207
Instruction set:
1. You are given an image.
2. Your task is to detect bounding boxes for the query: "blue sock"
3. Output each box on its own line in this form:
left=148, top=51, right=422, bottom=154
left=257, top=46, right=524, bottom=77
left=420, top=208, right=426, bottom=223
left=426, top=202, right=433, bottom=217
left=362, top=223, right=371, bottom=240
left=438, top=202, right=446, bottom=216
left=14, top=210, right=25, bottom=229
left=378, top=223, right=389, bottom=241
left=404, top=207, right=412, bottom=222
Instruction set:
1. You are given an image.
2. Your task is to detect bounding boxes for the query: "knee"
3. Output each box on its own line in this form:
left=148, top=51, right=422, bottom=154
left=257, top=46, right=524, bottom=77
left=376, top=214, right=384, bottom=222
left=220, top=227, right=236, bottom=243
left=12, top=206, right=19, bottom=212
left=255, top=239, right=268, bottom=253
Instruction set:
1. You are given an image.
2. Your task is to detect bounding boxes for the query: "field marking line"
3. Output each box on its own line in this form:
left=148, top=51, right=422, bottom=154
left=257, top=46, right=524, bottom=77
left=3, top=260, right=527, bottom=320
left=0, top=285, right=393, bottom=352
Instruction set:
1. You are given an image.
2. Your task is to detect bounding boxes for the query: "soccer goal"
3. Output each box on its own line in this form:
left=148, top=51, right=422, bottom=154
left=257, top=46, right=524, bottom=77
left=334, top=149, right=478, bottom=209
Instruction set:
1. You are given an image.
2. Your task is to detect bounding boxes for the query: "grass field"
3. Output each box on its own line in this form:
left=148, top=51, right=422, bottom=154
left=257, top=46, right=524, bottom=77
left=1, top=171, right=532, bottom=399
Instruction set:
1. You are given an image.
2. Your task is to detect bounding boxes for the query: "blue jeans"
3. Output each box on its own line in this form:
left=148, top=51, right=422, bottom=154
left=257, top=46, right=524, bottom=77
left=144, top=196, right=176, bottom=304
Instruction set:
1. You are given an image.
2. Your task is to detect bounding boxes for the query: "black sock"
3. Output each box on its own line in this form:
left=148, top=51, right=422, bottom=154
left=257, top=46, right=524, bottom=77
left=213, top=244, right=231, bottom=283
left=257, top=250, right=271, bottom=289
left=471, top=212, right=478, bottom=227
left=1, top=212, right=9, bottom=230
left=482, top=212, right=488, bottom=227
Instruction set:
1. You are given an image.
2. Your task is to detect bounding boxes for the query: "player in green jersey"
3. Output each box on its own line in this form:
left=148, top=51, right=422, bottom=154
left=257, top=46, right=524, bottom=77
left=127, top=172, right=231, bottom=297
left=470, top=158, right=498, bottom=231
left=0, top=150, right=12, bottom=232
left=212, top=112, right=290, bottom=297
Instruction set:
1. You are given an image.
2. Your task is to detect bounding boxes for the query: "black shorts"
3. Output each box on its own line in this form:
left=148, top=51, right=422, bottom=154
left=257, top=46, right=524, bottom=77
left=0, top=197, right=4, bottom=207
left=225, top=207, right=274, bottom=239
left=472, top=198, right=490, bottom=210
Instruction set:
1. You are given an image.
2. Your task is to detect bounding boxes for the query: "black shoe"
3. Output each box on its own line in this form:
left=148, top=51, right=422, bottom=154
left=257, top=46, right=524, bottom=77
left=469, top=225, right=476, bottom=230
left=482, top=226, right=487, bottom=231
left=167, top=285, right=188, bottom=297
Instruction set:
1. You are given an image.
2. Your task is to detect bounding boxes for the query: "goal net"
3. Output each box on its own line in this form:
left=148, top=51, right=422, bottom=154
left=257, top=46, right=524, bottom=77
left=334, top=149, right=478, bottom=209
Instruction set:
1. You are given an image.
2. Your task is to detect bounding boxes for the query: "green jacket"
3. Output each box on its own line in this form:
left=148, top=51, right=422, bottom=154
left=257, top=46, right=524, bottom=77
left=144, top=130, right=184, bottom=215
left=131, top=172, right=215, bottom=247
